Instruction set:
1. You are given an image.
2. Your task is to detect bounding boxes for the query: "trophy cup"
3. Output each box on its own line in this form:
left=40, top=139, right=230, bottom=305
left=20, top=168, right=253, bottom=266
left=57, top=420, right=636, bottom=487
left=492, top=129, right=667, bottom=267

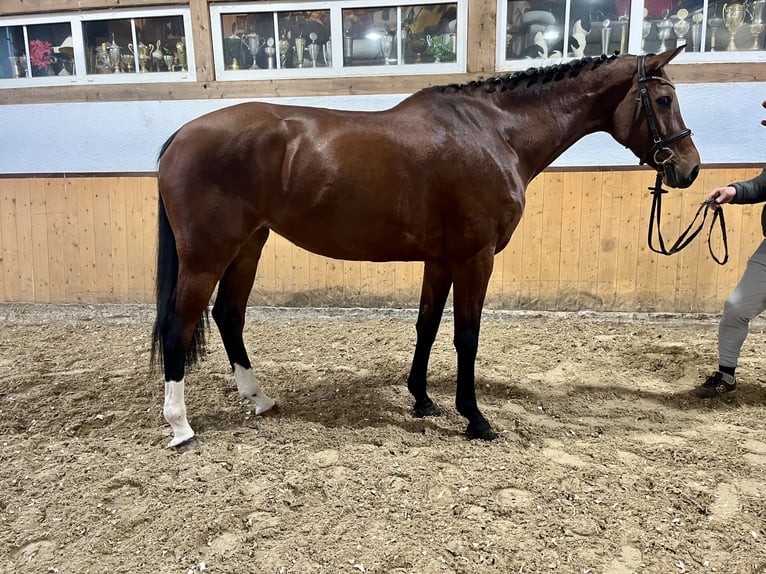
left=244, top=33, right=261, bottom=69
left=264, top=37, right=276, bottom=69
left=656, top=11, right=674, bottom=51
left=121, top=53, right=135, bottom=73
left=691, top=13, right=703, bottom=51
left=307, top=32, right=319, bottom=67
left=343, top=31, right=354, bottom=65
left=381, top=33, right=394, bottom=64
left=279, top=32, right=289, bottom=68
left=129, top=42, right=152, bottom=72
left=571, top=19, right=588, bottom=56
left=323, top=38, right=332, bottom=66
left=107, top=36, right=122, bottom=73
left=152, top=40, right=164, bottom=72
left=708, top=12, right=724, bottom=50
left=294, top=35, right=305, bottom=67
left=723, top=3, right=746, bottom=51
left=176, top=37, right=187, bottom=71
left=618, top=14, right=629, bottom=54
left=163, top=54, right=174, bottom=71
left=749, top=0, right=766, bottom=49
left=601, top=19, right=612, bottom=54
left=95, top=42, right=110, bottom=73
left=673, top=9, right=690, bottom=48
left=642, top=9, right=652, bottom=52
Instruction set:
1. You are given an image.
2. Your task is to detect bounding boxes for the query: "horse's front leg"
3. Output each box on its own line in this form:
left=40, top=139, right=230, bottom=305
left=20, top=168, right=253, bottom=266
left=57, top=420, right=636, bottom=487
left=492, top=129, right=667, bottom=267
left=407, top=261, right=452, bottom=417
left=451, top=250, right=497, bottom=441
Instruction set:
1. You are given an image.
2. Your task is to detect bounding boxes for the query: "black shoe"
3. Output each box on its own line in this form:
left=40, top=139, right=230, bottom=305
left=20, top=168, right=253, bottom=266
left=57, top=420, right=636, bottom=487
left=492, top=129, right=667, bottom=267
left=693, top=371, right=737, bottom=399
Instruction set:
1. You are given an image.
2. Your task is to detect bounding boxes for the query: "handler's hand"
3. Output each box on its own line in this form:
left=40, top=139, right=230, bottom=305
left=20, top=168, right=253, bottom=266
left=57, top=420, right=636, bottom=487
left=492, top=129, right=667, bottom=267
left=706, top=186, right=736, bottom=208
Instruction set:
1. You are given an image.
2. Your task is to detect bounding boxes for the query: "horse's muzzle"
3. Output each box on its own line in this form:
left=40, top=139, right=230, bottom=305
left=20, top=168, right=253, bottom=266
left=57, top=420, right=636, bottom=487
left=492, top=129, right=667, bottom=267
left=664, top=161, right=699, bottom=189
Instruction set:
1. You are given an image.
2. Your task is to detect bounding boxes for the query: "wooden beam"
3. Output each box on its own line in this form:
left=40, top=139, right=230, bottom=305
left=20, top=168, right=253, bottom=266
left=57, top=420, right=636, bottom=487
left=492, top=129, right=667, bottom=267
left=0, top=0, right=186, bottom=17
left=188, top=0, right=213, bottom=82
left=466, top=0, right=496, bottom=74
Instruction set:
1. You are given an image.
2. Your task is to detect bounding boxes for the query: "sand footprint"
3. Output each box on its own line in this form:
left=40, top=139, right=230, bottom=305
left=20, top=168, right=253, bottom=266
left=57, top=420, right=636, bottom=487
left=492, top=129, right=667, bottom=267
left=605, top=545, right=642, bottom=574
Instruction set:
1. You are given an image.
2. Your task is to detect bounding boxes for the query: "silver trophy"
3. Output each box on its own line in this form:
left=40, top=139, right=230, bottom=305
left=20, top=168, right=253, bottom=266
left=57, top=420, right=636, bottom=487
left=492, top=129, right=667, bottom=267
left=691, top=13, right=703, bottom=51
left=307, top=32, right=319, bottom=67
left=748, top=0, right=765, bottom=49
left=642, top=11, right=652, bottom=52
left=244, top=33, right=261, bottom=69
left=107, top=35, right=122, bottom=73
left=601, top=19, right=612, bottom=54
left=264, top=37, right=276, bottom=69
left=279, top=33, right=289, bottom=68
left=381, top=34, right=394, bottom=64
left=723, top=3, right=746, bottom=50
left=708, top=13, right=724, bottom=50
left=294, top=35, right=305, bottom=67
left=656, top=11, right=673, bottom=51
left=323, top=38, right=332, bottom=66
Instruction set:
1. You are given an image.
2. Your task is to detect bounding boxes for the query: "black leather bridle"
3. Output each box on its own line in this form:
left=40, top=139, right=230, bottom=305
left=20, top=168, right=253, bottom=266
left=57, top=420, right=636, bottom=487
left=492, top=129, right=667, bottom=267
left=638, top=55, right=728, bottom=265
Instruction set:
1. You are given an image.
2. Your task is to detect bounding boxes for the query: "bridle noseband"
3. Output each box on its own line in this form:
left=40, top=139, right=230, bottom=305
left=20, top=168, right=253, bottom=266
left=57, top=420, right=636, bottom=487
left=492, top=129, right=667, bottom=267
left=637, top=55, right=728, bottom=265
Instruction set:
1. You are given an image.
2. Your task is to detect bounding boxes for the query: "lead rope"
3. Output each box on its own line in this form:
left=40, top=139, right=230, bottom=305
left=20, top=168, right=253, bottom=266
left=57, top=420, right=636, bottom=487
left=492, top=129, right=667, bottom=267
left=648, top=170, right=729, bottom=265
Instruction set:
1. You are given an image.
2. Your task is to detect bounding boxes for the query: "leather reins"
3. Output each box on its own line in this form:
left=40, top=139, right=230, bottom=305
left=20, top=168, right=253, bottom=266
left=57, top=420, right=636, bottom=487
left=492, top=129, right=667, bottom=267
left=637, top=55, right=728, bottom=265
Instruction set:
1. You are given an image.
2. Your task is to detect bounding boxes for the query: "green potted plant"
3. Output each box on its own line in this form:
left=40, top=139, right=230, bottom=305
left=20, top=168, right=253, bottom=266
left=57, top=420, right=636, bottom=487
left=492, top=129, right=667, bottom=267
left=425, top=35, right=455, bottom=63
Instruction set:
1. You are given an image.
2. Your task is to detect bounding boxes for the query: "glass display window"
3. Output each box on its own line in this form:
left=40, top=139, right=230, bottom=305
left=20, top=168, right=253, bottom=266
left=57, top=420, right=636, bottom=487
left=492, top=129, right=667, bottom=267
left=497, top=0, right=766, bottom=68
left=210, top=1, right=466, bottom=79
left=0, top=7, right=194, bottom=88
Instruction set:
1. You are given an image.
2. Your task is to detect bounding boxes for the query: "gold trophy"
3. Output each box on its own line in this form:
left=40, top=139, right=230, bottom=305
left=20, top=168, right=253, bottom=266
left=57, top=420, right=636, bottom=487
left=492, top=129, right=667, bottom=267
left=723, top=3, right=746, bottom=51
left=673, top=9, right=690, bottom=48
left=749, top=0, right=766, bottom=50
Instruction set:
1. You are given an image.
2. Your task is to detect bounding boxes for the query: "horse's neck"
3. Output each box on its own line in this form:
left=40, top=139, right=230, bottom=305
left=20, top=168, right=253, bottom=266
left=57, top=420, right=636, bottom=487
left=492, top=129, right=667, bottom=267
left=499, top=62, right=632, bottom=181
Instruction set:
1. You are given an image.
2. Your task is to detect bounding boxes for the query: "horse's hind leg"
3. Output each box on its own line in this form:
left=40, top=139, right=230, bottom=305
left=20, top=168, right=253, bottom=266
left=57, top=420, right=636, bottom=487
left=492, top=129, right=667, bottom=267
left=212, top=227, right=275, bottom=415
left=450, top=249, right=496, bottom=440
left=408, top=261, right=452, bottom=417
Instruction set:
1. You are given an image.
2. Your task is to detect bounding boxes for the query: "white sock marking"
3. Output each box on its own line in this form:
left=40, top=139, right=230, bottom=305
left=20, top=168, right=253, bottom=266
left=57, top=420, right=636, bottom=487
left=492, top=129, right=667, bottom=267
left=234, top=364, right=275, bottom=415
left=164, top=379, right=195, bottom=448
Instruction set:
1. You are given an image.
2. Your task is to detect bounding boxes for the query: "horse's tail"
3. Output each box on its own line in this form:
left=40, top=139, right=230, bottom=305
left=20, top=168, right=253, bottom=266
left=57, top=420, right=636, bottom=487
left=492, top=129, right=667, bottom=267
left=151, top=134, right=208, bottom=372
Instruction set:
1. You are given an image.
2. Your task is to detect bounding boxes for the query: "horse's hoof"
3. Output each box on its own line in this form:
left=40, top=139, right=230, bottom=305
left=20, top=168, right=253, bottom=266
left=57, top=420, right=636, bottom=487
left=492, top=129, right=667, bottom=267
left=413, top=400, right=442, bottom=418
left=465, top=423, right=497, bottom=441
left=168, top=435, right=199, bottom=452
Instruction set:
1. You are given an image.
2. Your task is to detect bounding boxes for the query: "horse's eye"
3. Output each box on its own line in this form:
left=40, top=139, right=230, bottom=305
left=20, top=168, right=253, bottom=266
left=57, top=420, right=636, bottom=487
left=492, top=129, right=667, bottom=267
left=656, top=95, right=672, bottom=107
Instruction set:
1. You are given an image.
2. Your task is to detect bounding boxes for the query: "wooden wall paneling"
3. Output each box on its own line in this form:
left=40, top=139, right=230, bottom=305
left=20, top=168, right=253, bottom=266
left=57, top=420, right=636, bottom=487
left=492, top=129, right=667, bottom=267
left=76, top=179, right=98, bottom=301
left=249, top=231, right=277, bottom=305
left=109, top=177, right=130, bottom=300
left=0, top=179, right=17, bottom=301
left=714, top=168, right=752, bottom=302
left=274, top=235, right=292, bottom=301
left=125, top=178, right=148, bottom=301
left=519, top=176, right=544, bottom=306
left=614, top=171, right=643, bottom=310
left=671, top=179, right=706, bottom=311
left=29, top=178, right=51, bottom=302
left=596, top=171, right=620, bottom=308
left=539, top=172, right=563, bottom=308
left=556, top=172, right=583, bottom=309
left=291, top=245, right=310, bottom=305
left=577, top=173, right=602, bottom=308
left=465, top=0, right=496, bottom=74
left=44, top=178, right=67, bottom=302
left=498, top=182, right=527, bottom=308
left=308, top=247, right=328, bottom=307
left=653, top=176, right=684, bottom=312
left=342, top=259, right=362, bottom=305
left=634, top=170, right=661, bottom=310
left=140, top=177, right=159, bottom=301
left=394, top=260, right=415, bottom=305
left=14, top=179, right=35, bottom=301
left=189, top=0, right=215, bottom=82
left=92, top=178, right=115, bottom=300
left=374, top=260, right=395, bottom=306
left=61, top=178, right=82, bottom=302
left=691, top=168, right=724, bottom=311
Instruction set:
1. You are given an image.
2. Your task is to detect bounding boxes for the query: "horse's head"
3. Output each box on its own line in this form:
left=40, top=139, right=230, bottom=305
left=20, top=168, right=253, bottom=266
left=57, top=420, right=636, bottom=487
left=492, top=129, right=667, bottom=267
left=613, top=47, right=700, bottom=189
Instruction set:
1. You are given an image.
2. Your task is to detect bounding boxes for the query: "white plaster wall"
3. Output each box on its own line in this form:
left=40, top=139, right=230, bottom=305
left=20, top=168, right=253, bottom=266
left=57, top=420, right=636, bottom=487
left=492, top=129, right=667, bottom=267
left=0, top=82, right=763, bottom=174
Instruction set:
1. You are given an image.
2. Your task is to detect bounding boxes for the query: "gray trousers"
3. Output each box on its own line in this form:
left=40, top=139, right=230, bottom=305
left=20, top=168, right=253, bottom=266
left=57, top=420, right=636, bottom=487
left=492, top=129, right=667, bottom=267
left=719, top=239, right=766, bottom=368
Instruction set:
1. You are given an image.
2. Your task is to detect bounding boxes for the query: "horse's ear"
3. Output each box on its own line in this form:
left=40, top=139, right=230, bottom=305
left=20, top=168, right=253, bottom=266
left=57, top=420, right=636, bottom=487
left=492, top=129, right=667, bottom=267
left=644, top=46, right=685, bottom=72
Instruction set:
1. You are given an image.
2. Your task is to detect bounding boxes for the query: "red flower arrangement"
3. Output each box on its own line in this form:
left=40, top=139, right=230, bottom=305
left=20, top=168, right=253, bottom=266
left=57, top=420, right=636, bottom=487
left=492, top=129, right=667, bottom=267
left=29, top=39, right=54, bottom=70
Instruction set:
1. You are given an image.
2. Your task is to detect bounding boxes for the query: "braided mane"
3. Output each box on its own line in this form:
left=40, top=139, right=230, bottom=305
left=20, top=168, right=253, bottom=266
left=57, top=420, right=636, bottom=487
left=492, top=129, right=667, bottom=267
left=434, top=52, right=623, bottom=94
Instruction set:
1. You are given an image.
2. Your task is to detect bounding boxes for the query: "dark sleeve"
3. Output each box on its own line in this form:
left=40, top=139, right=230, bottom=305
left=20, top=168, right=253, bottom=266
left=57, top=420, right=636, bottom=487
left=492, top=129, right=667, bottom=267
left=731, top=168, right=766, bottom=204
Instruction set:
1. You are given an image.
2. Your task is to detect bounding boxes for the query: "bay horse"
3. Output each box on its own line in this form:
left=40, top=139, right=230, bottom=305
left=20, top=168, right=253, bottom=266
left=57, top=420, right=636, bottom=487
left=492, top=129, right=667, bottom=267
left=152, top=47, right=700, bottom=447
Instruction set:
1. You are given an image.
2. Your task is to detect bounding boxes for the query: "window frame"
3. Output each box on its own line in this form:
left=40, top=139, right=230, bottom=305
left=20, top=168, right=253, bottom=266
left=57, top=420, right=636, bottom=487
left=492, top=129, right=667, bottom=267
left=209, top=0, right=468, bottom=80
left=0, top=5, right=196, bottom=88
left=495, top=0, right=766, bottom=70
